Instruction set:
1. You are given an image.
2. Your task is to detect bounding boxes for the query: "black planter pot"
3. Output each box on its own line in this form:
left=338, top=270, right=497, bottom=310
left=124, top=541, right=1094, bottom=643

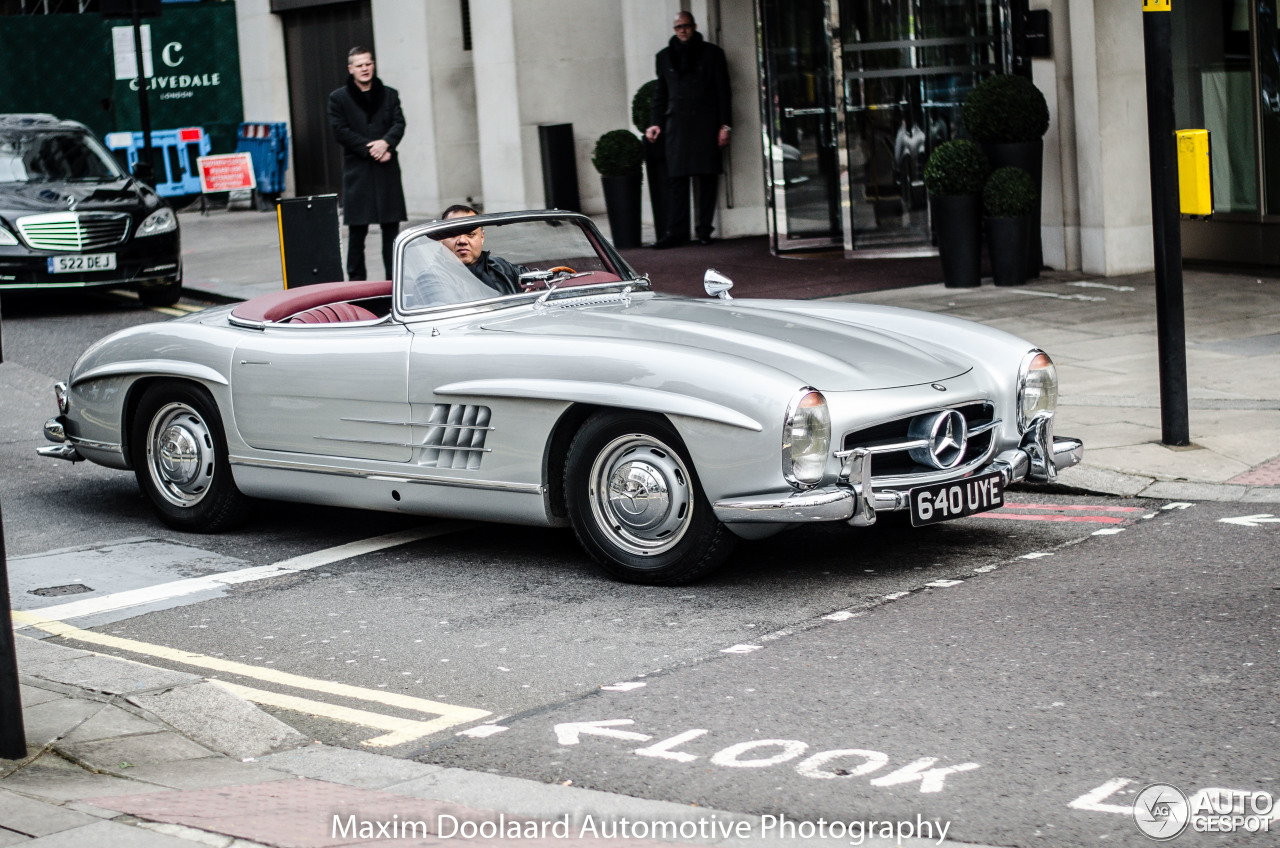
left=981, top=139, right=1043, bottom=275
left=985, top=215, right=1031, bottom=287
left=601, top=173, right=643, bottom=249
left=643, top=139, right=668, bottom=243
left=930, top=193, right=983, bottom=288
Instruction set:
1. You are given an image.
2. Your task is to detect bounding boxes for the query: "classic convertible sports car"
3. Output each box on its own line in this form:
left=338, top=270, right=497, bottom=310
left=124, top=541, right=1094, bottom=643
left=39, top=210, right=1082, bottom=584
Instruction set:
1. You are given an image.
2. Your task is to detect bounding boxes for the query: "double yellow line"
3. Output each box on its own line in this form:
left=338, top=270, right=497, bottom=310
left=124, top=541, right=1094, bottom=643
left=14, top=611, right=490, bottom=748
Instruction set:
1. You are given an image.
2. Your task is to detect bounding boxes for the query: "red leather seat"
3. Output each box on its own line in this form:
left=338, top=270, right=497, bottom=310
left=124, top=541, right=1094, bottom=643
left=287, top=302, right=379, bottom=324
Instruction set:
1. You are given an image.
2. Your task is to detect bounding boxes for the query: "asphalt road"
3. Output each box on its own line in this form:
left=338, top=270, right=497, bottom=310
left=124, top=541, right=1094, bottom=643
left=3, top=292, right=1278, bottom=847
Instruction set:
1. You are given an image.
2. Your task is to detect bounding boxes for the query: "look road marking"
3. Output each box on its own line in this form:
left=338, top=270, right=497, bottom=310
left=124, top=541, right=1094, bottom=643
left=21, top=525, right=466, bottom=623
left=13, top=610, right=490, bottom=747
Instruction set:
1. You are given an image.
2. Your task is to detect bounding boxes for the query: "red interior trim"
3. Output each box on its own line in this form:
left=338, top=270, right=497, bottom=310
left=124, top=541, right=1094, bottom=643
left=231, top=280, right=392, bottom=323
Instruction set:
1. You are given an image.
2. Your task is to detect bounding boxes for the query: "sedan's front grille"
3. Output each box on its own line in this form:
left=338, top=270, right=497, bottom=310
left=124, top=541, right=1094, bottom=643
left=419, top=404, right=492, bottom=470
left=17, top=212, right=131, bottom=252
left=843, top=401, right=998, bottom=481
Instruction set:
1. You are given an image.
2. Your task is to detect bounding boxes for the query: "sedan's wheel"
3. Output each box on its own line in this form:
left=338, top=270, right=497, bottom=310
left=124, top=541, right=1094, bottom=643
left=565, top=412, right=735, bottom=584
left=132, top=382, right=250, bottom=532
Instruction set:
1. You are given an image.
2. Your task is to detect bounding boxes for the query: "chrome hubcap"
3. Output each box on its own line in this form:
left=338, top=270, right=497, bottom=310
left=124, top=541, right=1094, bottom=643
left=146, top=402, right=215, bottom=507
left=589, top=434, right=693, bottom=556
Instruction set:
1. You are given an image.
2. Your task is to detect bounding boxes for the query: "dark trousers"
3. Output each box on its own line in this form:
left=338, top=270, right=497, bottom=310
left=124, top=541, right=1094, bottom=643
left=664, top=173, right=719, bottom=242
left=347, top=223, right=399, bottom=280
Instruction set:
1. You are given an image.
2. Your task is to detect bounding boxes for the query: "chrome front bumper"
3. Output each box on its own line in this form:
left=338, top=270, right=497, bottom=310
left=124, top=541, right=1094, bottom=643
left=38, top=417, right=83, bottom=462
left=713, top=417, right=1082, bottom=527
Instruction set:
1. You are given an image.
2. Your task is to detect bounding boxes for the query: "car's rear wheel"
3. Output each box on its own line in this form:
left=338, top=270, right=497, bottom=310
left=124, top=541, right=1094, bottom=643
left=564, top=412, right=735, bottom=584
left=131, top=381, right=250, bottom=532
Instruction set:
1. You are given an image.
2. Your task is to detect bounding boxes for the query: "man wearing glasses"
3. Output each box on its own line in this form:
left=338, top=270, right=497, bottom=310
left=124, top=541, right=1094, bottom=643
left=645, top=11, right=732, bottom=248
left=438, top=205, right=529, bottom=295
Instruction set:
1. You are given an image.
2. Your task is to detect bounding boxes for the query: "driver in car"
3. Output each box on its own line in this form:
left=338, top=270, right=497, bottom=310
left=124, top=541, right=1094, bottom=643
left=439, top=205, right=531, bottom=295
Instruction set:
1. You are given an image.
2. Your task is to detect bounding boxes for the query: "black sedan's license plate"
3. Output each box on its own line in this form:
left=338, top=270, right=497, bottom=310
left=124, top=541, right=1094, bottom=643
left=909, top=472, right=1004, bottom=526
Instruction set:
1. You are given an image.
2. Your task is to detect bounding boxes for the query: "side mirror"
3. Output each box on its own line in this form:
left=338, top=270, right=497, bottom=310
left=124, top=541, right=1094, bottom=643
left=703, top=268, right=734, bottom=300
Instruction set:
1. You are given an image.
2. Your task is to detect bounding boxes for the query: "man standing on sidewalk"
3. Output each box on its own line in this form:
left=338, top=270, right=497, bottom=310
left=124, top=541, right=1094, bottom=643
left=328, top=46, right=407, bottom=280
left=645, top=11, right=731, bottom=248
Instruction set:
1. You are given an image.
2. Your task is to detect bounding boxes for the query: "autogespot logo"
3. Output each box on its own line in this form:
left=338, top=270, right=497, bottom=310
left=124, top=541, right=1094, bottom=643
left=1133, top=784, right=1190, bottom=840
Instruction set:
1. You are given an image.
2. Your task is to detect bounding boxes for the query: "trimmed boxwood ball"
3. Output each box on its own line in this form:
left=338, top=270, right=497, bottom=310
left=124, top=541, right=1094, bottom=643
left=593, top=129, right=644, bottom=177
left=983, top=166, right=1038, bottom=217
left=923, top=139, right=990, bottom=197
left=632, top=81, right=657, bottom=134
left=962, top=74, right=1050, bottom=143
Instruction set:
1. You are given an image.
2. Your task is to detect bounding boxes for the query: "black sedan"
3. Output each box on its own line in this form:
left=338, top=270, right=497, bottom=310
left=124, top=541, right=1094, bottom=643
left=0, top=113, right=182, bottom=306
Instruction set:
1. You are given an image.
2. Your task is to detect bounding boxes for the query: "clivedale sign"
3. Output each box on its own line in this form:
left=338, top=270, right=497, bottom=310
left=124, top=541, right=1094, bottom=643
left=126, top=41, right=225, bottom=101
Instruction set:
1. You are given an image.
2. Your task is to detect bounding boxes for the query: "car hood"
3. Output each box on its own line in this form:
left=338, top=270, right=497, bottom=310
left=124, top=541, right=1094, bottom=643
left=0, top=179, right=147, bottom=214
left=479, top=295, right=970, bottom=391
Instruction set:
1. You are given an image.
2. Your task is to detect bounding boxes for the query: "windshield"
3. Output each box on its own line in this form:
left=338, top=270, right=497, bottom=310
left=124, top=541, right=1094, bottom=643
left=0, top=130, right=126, bottom=183
left=397, top=217, right=626, bottom=312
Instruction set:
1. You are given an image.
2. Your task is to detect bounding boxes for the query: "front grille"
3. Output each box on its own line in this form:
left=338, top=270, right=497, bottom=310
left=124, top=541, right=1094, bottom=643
left=17, top=212, right=131, bottom=251
left=843, top=401, right=998, bottom=481
left=419, top=404, right=492, bottom=470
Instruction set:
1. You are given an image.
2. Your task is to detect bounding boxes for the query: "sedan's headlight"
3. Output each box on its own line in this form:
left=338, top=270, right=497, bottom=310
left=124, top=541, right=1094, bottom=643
left=784, top=388, right=831, bottom=488
left=0, top=226, right=18, bottom=246
left=1017, top=350, right=1058, bottom=430
left=137, top=207, right=177, bottom=238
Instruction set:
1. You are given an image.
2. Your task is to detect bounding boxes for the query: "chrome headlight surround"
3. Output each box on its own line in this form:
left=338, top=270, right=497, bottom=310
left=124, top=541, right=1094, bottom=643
left=783, top=387, right=831, bottom=489
left=137, top=207, right=177, bottom=238
left=54, top=382, right=70, bottom=415
left=1017, top=349, right=1059, bottom=431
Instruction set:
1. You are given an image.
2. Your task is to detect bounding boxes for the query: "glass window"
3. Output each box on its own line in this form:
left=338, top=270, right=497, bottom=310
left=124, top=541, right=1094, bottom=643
left=1172, top=0, right=1259, bottom=213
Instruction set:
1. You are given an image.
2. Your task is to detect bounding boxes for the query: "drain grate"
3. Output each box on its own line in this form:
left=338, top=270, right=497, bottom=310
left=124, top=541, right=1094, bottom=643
left=29, top=583, right=93, bottom=597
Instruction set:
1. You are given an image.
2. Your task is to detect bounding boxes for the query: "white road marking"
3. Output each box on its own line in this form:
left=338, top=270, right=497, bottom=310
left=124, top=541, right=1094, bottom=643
left=1069, top=778, right=1139, bottom=814
left=18, top=525, right=466, bottom=623
left=823, top=610, right=855, bottom=621
left=711, top=739, right=809, bottom=769
left=600, top=682, right=647, bottom=691
left=13, top=611, right=490, bottom=747
left=554, top=719, right=651, bottom=746
left=883, top=591, right=910, bottom=600
left=635, top=729, right=709, bottom=763
left=1020, top=552, right=1053, bottom=560
left=1162, top=502, right=1195, bottom=510
left=1219, top=514, right=1280, bottom=527
left=1092, top=528, right=1125, bottom=535
left=868, top=757, right=982, bottom=794
left=721, top=644, right=763, bottom=654
left=1069, top=281, right=1136, bottom=292
left=1010, top=289, right=1107, bottom=302
left=457, top=725, right=509, bottom=738
left=972, top=565, right=999, bottom=573
left=925, top=579, right=963, bottom=588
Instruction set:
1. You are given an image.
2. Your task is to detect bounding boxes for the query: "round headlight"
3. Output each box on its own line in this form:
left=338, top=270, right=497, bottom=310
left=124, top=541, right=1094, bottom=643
left=784, top=389, right=831, bottom=488
left=1018, top=350, right=1058, bottom=430
left=137, top=207, right=177, bottom=238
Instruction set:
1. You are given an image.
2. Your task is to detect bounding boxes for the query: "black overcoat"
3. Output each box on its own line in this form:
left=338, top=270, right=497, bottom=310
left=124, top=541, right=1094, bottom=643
left=328, top=77, right=408, bottom=225
left=649, top=33, right=731, bottom=177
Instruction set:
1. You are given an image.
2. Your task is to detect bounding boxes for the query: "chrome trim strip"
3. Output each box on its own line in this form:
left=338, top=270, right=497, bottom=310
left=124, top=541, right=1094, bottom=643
left=338, top=418, right=496, bottom=432
left=37, top=444, right=82, bottom=462
left=714, top=488, right=854, bottom=523
left=68, top=435, right=123, bottom=454
left=312, top=436, right=418, bottom=448
left=229, top=454, right=542, bottom=494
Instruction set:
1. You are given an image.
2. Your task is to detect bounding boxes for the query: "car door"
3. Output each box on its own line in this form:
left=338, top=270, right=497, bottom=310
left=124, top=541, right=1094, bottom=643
left=231, top=322, right=413, bottom=462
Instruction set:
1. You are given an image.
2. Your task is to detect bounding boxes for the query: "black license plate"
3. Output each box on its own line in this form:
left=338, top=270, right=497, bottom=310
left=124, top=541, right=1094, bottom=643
left=909, top=472, right=1004, bottom=527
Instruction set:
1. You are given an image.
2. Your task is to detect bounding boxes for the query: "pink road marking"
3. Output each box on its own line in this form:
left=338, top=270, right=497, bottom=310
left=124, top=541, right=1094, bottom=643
left=1000, top=504, right=1145, bottom=512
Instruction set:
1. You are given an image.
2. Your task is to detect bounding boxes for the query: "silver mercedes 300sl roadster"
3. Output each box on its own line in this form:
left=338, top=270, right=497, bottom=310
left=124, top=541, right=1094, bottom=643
left=39, top=210, right=1082, bottom=584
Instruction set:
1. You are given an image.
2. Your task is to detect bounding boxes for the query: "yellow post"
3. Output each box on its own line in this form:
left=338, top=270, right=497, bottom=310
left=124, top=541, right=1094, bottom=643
left=1175, top=129, right=1212, bottom=217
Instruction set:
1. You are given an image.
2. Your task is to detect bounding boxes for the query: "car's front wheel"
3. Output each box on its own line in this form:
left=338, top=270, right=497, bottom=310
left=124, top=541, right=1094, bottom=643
left=131, top=381, right=250, bottom=532
left=564, top=412, right=735, bottom=585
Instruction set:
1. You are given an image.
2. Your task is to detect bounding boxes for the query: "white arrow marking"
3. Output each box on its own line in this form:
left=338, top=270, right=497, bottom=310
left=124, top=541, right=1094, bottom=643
left=554, top=719, right=652, bottom=746
left=1068, top=777, right=1135, bottom=814
left=1162, top=502, right=1194, bottom=510
left=1219, top=514, right=1280, bottom=527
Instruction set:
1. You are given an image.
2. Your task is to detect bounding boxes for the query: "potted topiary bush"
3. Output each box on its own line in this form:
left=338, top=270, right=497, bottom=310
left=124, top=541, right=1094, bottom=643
left=632, top=80, right=667, bottom=242
left=593, top=129, right=644, bottom=249
left=923, top=138, right=989, bottom=288
left=982, top=166, right=1037, bottom=287
left=963, top=74, right=1050, bottom=274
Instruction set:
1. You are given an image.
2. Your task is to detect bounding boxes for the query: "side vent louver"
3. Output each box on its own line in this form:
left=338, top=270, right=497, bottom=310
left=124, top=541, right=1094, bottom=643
left=420, top=404, right=491, bottom=470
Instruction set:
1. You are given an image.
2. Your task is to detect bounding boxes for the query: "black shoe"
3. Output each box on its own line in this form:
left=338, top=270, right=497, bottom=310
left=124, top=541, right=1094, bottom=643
left=697, top=236, right=714, bottom=246
left=651, top=237, right=688, bottom=250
